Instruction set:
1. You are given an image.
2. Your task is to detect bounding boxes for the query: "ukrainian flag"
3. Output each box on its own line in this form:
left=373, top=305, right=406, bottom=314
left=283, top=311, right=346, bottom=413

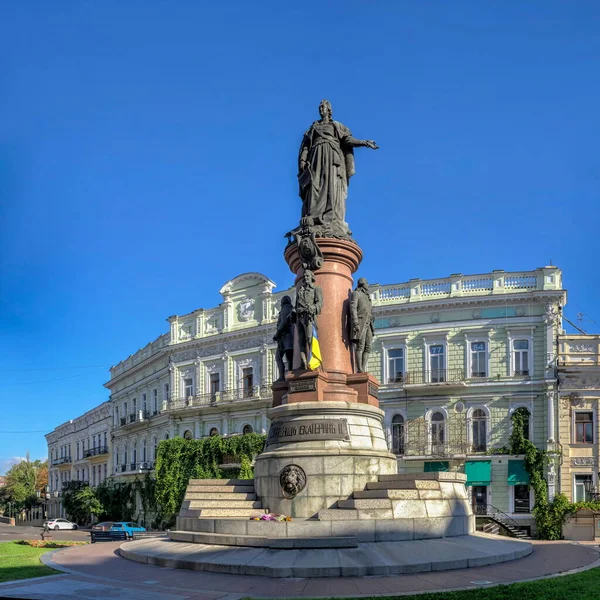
left=308, top=324, right=322, bottom=370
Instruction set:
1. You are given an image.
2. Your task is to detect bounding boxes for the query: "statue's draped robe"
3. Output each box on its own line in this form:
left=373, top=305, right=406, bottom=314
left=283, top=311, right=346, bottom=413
left=298, top=120, right=355, bottom=236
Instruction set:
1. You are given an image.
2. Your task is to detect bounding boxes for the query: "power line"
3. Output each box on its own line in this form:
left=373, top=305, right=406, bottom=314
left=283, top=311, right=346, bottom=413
left=0, top=430, right=49, bottom=434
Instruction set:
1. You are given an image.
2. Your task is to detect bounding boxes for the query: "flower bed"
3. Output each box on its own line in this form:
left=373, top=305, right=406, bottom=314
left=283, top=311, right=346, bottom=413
left=250, top=513, right=291, bottom=522
left=16, top=540, right=88, bottom=549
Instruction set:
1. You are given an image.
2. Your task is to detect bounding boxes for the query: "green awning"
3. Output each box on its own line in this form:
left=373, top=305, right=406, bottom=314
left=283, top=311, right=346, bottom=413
left=424, top=461, right=449, bottom=472
left=508, top=460, right=530, bottom=486
left=465, top=460, right=491, bottom=486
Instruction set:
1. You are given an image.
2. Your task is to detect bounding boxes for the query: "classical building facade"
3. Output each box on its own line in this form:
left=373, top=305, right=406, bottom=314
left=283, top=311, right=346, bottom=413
left=558, top=334, right=600, bottom=503
left=47, top=266, right=568, bottom=532
left=45, top=402, right=112, bottom=518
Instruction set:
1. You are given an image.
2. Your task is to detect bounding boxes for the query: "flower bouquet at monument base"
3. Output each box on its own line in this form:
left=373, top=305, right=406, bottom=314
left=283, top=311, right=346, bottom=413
left=249, top=513, right=291, bottom=522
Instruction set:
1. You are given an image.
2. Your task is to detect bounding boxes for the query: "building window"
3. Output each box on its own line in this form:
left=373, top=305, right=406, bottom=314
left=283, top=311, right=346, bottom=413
left=209, top=427, right=219, bottom=437
left=470, top=342, right=487, bottom=378
left=103, top=432, right=107, bottom=449
left=387, top=349, right=405, bottom=383
left=165, top=432, right=169, bottom=440
left=431, top=412, right=445, bottom=452
left=132, top=398, right=137, bottom=415
left=183, top=430, right=193, bottom=440
left=429, top=345, right=445, bottom=382
left=164, top=383, right=170, bottom=401
left=142, top=439, right=147, bottom=462
left=242, top=367, right=254, bottom=397
left=210, top=373, right=220, bottom=397
left=513, top=485, right=531, bottom=513
left=153, top=436, right=158, bottom=460
left=574, top=412, right=594, bottom=444
left=574, top=474, right=594, bottom=502
left=132, top=442, right=137, bottom=467
left=142, top=393, right=147, bottom=414
left=243, top=424, right=253, bottom=435
left=124, top=444, right=128, bottom=467
left=103, top=464, right=107, bottom=481
left=513, top=339, right=530, bottom=376
left=391, top=414, right=405, bottom=455
left=472, top=409, right=487, bottom=452
left=184, top=378, right=194, bottom=398
left=153, top=389, right=158, bottom=414
left=124, top=402, right=128, bottom=417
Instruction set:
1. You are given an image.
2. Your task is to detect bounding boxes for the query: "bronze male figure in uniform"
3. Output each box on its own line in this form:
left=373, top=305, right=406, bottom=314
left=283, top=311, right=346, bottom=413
left=273, top=295, right=294, bottom=381
left=350, top=277, right=375, bottom=373
left=294, top=270, right=323, bottom=370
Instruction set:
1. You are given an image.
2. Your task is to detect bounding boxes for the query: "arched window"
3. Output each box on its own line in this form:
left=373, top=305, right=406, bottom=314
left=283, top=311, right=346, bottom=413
left=123, top=443, right=128, bottom=467
left=391, top=415, right=405, bottom=455
left=243, top=424, right=253, bottom=435
left=183, top=430, right=193, bottom=440
left=472, top=409, right=487, bottom=452
left=153, top=436, right=158, bottom=460
left=164, top=432, right=169, bottom=440
left=431, top=412, right=445, bottom=451
left=142, top=439, right=147, bottom=462
left=114, top=447, right=119, bottom=470
left=132, top=442, right=137, bottom=467
left=209, top=427, right=219, bottom=437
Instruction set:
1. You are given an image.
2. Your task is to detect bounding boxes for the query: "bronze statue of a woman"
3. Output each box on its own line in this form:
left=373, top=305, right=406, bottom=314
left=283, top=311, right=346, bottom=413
left=298, top=100, right=378, bottom=239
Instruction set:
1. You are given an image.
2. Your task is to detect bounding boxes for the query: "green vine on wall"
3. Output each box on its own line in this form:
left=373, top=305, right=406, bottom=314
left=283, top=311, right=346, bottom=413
left=507, top=408, right=600, bottom=539
left=154, top=433, right=266, bottom=526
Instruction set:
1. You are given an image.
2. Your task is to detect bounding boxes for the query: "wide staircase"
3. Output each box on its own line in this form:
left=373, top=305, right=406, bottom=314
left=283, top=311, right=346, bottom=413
left=178, top=478, right=268, bottom=519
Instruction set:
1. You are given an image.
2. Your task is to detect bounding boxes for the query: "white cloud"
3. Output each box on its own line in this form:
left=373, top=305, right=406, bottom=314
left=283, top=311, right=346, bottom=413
left=0, top=456, right=27, bottom=476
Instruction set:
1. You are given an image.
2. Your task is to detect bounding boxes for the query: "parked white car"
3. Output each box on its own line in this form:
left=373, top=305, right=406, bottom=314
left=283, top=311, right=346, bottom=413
left=44, top=518, right=78, bottom=530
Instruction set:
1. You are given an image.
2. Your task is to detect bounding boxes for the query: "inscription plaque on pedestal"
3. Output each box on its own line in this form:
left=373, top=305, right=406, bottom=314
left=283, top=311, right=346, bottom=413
left=289, top=379, right=317, bottom=393
left=267, top=418, right=350, bottom=445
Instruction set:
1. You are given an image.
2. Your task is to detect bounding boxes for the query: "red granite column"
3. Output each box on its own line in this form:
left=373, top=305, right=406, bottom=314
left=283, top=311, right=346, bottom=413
left=284, top=239, right=362, bottom=375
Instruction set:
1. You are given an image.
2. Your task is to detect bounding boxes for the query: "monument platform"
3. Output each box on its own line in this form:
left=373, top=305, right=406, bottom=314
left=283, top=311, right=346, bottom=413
left=120, top=532, right=533, bottom=578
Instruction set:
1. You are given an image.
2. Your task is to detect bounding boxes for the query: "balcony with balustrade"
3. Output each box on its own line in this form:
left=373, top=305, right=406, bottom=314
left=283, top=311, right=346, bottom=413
left=371, top=267, right=562, bottom=306
left=51, top=456, right=72, bottom=466
left=83, top=446, right=109, bottom=459
left=165, top=383, right=273, bottom=413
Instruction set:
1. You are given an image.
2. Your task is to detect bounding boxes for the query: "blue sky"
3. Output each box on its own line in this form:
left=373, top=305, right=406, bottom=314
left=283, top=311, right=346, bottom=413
left=1, top=1, right=599, bottom=473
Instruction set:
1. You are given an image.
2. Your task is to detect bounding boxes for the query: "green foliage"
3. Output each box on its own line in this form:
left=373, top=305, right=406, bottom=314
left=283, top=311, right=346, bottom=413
left=61, top=482, right=102, bottom=524
left=508, top=408, right=565, bottom=539
left=132, top=473, right=164, bottom=529
left=155, top=433, right=266, bottom=523
left=1, top=457, right=48, bottom=512
left=94, top=478, right=135, bottom=522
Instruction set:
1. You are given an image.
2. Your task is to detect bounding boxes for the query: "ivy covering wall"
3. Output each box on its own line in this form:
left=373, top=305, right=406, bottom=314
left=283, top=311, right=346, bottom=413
left=154, top=433, right=266, bottom=525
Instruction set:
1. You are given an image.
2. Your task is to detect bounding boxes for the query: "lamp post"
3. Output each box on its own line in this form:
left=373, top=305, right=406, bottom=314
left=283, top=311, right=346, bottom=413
left=583, top=476, right=600, bottom=502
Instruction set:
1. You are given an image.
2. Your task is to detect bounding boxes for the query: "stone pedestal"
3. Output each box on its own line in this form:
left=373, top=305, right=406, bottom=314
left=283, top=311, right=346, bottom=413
left=254, top=401, right=397, bottom=517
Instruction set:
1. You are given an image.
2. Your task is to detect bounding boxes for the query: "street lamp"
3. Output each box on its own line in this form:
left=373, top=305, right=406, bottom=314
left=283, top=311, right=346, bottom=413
left=583, top=476, right=600, bottom=502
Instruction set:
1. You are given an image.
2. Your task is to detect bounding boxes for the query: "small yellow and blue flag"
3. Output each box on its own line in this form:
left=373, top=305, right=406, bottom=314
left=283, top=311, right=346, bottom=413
left=308, top=324, right=322, bottom=370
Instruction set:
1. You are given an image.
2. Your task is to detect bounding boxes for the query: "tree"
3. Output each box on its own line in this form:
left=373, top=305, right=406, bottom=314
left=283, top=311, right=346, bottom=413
left=62, top=485, right=103, bottom=524
left=3, top=456, right=48, bottom=511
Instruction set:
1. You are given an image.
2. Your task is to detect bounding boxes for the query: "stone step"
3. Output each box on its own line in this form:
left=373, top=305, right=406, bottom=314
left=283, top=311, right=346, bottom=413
left=353, top=489, right=420, bottom=500
left=169, top=530, right=358, bottom=549
left=366, top=480, right=440, bottom=491
left=184, top=492, right=257, bottom=500
left=184, top=485, right=255, bottom=493
left=317, top=509, right=358, bottom=521
left=188, top=479, right=254, bottom=486
left=379, top=473, right=460, bottom=482
left=337, top=499, right=392, bottom=510
left=185, top=508, right=268, bottom=518
left=184, top=500, right=263, bottom=509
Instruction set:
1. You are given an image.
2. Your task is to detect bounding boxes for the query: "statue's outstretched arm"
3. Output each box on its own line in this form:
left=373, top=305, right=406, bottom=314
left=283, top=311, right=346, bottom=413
left=343, top=135, right=379, bottom=150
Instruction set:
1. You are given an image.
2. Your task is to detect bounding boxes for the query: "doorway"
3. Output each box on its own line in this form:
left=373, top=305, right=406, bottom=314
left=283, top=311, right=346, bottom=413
left=471, top=485, right=488, bottom=514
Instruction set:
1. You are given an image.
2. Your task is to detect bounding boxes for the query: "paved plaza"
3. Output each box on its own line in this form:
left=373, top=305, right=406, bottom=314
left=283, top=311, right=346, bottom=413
left=0, top=538, right=599, bottom=599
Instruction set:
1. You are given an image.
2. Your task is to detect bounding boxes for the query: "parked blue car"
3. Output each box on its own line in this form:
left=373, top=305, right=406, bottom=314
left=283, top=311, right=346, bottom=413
left=110, top=521, right=146, bottom=538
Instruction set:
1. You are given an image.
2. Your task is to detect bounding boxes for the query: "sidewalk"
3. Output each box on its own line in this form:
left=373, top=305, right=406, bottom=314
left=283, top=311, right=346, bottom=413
left=0, top=539, right=598, bottom=599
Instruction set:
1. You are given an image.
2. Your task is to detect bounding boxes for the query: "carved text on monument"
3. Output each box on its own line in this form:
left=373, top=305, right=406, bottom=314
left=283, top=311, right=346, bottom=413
left=289, top=378, right=317, bottom=393
left=267, top=419, right=349, bottom=444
